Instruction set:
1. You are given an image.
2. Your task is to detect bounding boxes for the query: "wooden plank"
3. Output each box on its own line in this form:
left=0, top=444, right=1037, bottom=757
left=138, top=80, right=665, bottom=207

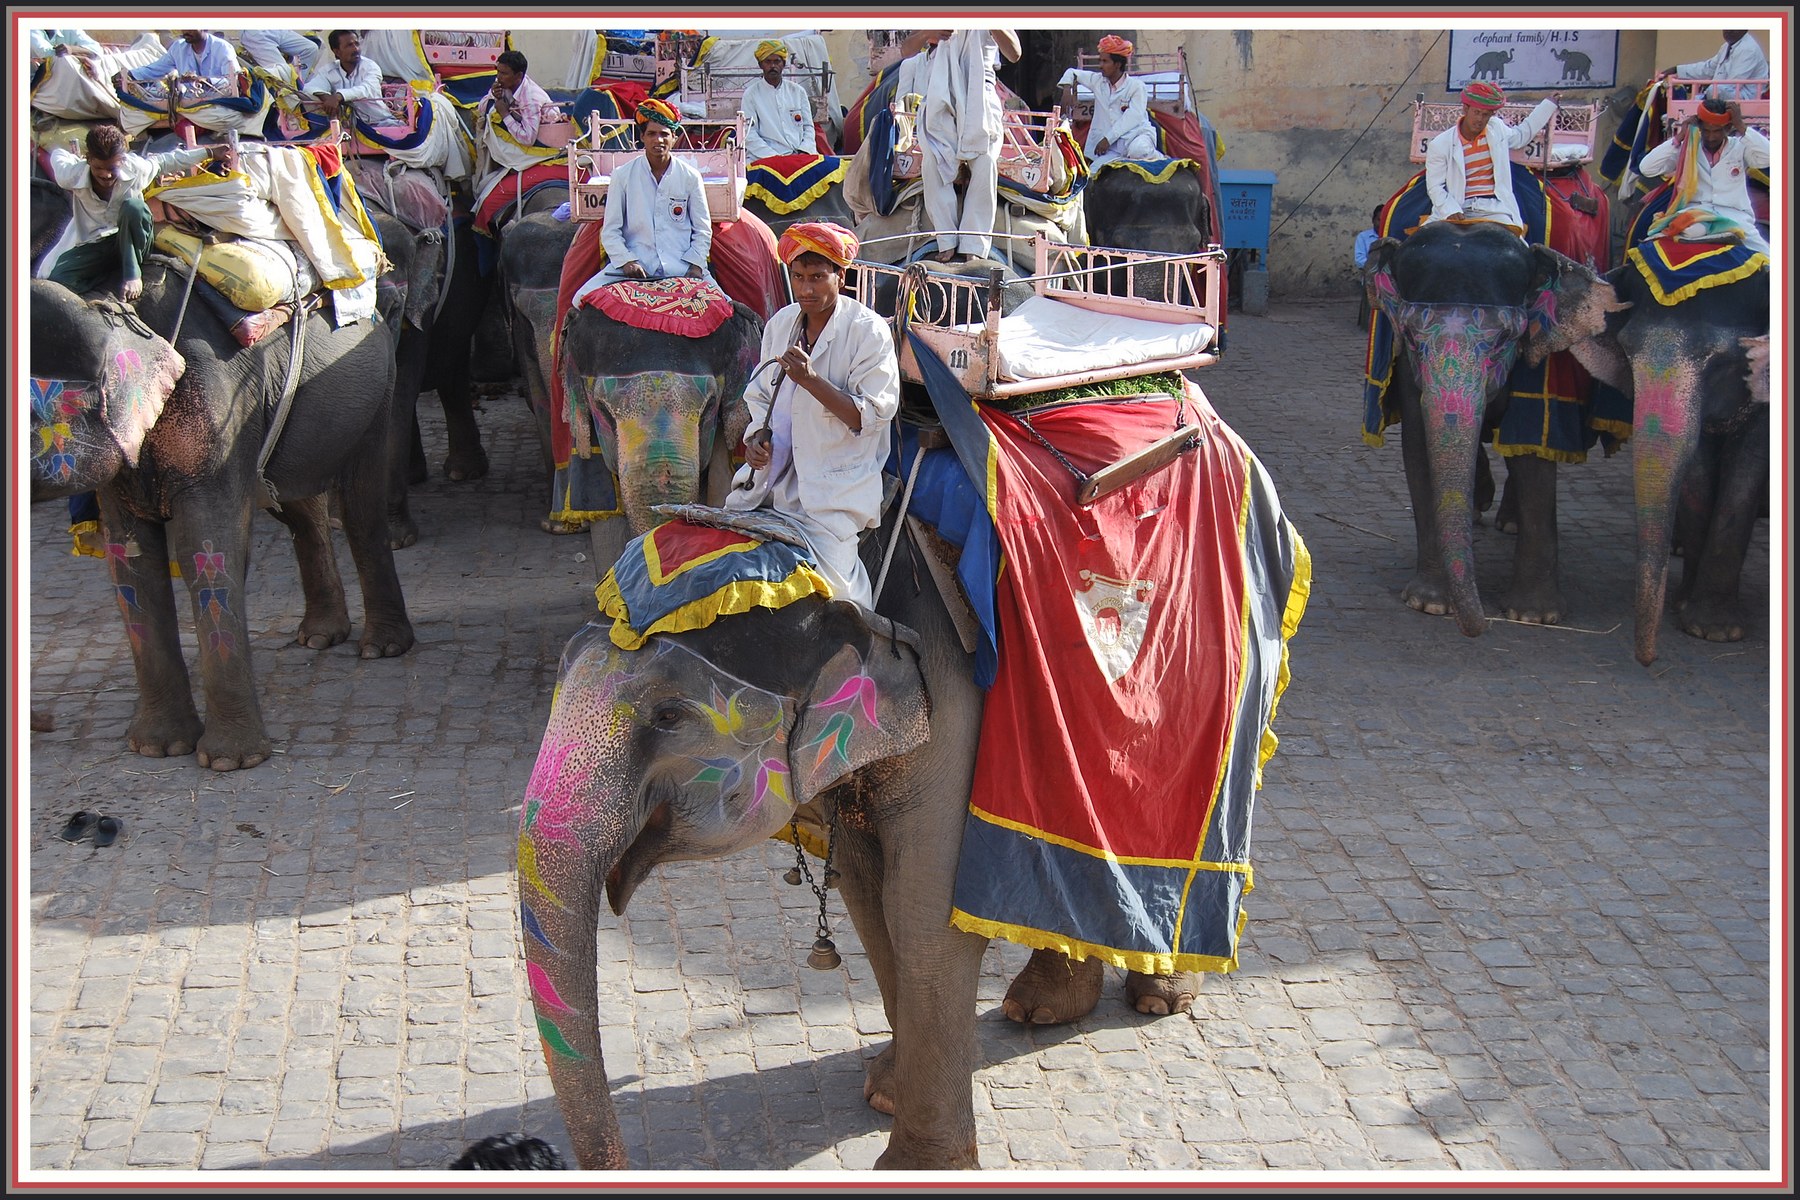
left=1076, top=423, right=1198, bottom=506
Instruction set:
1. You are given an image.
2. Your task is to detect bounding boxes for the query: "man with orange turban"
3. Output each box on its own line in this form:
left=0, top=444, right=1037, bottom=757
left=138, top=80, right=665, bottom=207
left=725, top=222, right=899, bottom=607
left=1638, top=96, right=1770, bottom=254
left=1424, top=79, right=1560, bottom=234
left=1056, top=34, right=1160, bottom=167
left=573, top=97, right=714, bottom=302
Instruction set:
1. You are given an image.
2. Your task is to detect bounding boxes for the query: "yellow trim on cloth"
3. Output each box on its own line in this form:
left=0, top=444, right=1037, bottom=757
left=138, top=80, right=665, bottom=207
left=744, top=162, right=849, bottom=216
left=1626, top=243, right=1769, bottom=306
left=594, top=565, right=835, bottom=651
left=949, top=903, right=1251, bottom=977
left=1111, top=157, right=1201, bottom=185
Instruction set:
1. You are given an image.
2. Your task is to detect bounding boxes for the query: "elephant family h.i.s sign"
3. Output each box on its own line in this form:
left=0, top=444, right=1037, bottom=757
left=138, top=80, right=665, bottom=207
left=1447, top=31, right=1619, bottom=91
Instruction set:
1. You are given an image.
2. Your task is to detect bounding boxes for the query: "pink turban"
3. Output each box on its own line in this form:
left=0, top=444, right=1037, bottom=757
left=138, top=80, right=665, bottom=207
left=1098, top=35, right=1133, bottom=58
left=777, top=222, right=859, bottom=268
left=1461, top=80, right=1505, bottom=110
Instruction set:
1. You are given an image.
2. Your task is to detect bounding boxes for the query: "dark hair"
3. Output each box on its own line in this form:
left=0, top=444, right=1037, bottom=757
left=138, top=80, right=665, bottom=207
left=86, top=123, right=127, bottom=160
left=327, top=30, right=357, bottom=52
left=497, top=49, right=527, bottom=74
left=1371, top=206, right=1384, bottom=226
left=450, top=1133, right=566, bottom=1170
left=789, top=249, right=846, bottom=273
left=1106, top=53, right=1128, bottom=69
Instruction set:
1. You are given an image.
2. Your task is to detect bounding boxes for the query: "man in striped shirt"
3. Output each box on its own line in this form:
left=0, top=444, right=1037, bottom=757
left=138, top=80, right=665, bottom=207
left=1424, top=80, right=1559, bottom=235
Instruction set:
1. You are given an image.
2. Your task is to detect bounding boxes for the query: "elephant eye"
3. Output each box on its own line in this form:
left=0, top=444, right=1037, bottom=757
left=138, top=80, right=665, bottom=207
left=651, top=701, right=686, bottom=730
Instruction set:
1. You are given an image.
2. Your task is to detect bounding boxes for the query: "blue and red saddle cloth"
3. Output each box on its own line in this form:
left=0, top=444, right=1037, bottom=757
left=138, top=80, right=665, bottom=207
left=597, top=338, right=1311, bottom=976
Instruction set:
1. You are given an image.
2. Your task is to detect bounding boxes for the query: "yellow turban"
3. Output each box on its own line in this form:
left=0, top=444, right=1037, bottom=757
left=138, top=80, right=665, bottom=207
left=1097, top=35, right=1133, bottom=58
left=755, top=39, right=788, bottom=64
left=777, top=222, right=859, bottom=269
left=635, top=97, right=682, bottom=131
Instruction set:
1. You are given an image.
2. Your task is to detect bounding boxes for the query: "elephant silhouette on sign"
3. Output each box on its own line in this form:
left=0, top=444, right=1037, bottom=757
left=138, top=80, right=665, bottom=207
left=1551, top=48, right=1593, bottom=82
left=1470, top=49, right=1514, bottom=80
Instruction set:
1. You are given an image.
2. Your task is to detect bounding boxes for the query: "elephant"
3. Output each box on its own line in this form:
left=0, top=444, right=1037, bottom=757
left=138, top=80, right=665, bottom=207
left=517, top=376, right=1310, bottom=1168
left=28, top=267, right=414, bottom=771
left=1362, top=220, right=1615, bottom=636
left=1521, top=258, right=1769, bottom=664
left=1082, top=162, right=1216, bottom=303
left=1470, top=49, right=1514, bottom=80
left=1551, top=48, right=1594, bottom=83
left=495, top=212, right=580, bottom=504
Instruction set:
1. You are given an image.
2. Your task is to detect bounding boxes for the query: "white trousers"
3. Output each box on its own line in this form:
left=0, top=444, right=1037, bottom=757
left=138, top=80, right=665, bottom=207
left=922, top=146, right=999, bottom=257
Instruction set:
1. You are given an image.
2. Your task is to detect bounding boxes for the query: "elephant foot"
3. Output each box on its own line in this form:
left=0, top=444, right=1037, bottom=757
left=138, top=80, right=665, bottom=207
left=862, top=1043, right=896, bottom=1116
left=1501, top=594, right=1564, bottom=626
left=1676, top=596, right=1748, bottom=643
left=443, top=448, right=489, bottom=483
left=1125, top=970, right=1201, bottom=1016
left=540, top=516, right=591, bottom=536
left=387, top=515, right=419, bottom=551
left=197, top=736, right=272, bottom=772
left=359, top=621, right=416, bottom=659
left=128, top=713, right=202, bottom=760
left=1401, top=576, right=1454, bottom=618
left=874, top=1137, right=980, bottom=1170
left=1001, top=949, right=1104, bottom=1025
left=295, top=610, right=352, bottom=650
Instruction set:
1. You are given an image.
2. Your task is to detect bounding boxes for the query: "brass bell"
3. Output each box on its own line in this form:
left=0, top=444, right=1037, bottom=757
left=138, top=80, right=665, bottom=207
left=806, top=936, right=842, bottom=970
left=782, top=867, right=803, bottom=886
left=823, top=868, right=840, bottom=889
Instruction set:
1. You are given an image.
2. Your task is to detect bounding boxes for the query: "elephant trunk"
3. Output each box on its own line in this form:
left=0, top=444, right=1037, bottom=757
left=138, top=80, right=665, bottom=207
left=1398, top=301, right=1529, bottom=638
left=517, top=665, right=643, bottom=1170
left=1420, top=391, right=1489, bottom=638
left=1626, top=351, right=1704, bottom=666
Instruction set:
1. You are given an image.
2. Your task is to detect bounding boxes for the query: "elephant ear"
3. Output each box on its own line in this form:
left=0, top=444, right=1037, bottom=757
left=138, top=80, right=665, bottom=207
left=788, top=601, right=932, bottom=805
left=1365, top=241, right=1402, bottom=315
left=90, top=300, right=185, bottom=467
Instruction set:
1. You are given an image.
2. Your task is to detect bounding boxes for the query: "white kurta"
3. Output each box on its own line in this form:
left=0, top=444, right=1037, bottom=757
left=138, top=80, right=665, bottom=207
left=574, top=153, right=714, bottom=304
left=1639, top=128, right=1771, bottom=254
left=1675, top=35, right=1769, bottom=99
left=916, top=30, right=1007, bottom=257
left=1423, top=100, right=1557, bottom=231
left=741, top=77, right=816, bottom=159
left=37, top=145, right=210, bottom=278
left=725, top=296, right=901, bottom=607
left=127, top=33, right=239, bottom=81
left=238, top=29, right=318, bottom=72
left=1057, top=67, right=1159, bottom=166
left=301, top=55, right=391, bottom=126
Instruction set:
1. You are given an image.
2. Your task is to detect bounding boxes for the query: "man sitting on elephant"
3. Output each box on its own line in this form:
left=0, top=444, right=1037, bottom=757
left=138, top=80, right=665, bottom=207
left=1056, top=34, right=1161, bottom=168
left=741, top=39, right=817, bottom=161
left=725, top=222, right=899, bottom=608
left=1425, top=80, right=1559, bottom=235
left=1636, top=97, right=1770, bottom=255
left=573, top=98, right=715, bottom=302
left=38, top=122, right=231, bottom=303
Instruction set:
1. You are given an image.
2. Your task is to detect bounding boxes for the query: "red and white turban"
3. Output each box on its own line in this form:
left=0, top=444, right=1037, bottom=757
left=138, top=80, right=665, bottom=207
left=1461, top=80, right=1506, bottom=110
left=777, top=222, right=859, bottom=268
left=1098, top=34, right=1134, bottom=58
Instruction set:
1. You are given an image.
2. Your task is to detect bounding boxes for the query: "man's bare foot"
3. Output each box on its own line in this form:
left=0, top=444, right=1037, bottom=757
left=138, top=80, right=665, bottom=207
left=932, top=249, right=957, bottom=264
left=120, top=277, right=143, bottom=303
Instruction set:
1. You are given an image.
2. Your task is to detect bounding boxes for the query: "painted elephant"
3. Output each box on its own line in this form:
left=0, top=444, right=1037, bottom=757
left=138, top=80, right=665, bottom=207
left=519, top=394, right=1308, bottom=1167
left=1362, top=221, right=1612, bottom=636
left=1522, top=259, right=1769, bottom=664
left=28, top=269, right=413, bottom=771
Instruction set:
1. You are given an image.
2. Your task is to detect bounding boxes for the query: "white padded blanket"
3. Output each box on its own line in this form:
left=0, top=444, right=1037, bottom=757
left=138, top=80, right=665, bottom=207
left=961, top=294, right=1216, bottom=381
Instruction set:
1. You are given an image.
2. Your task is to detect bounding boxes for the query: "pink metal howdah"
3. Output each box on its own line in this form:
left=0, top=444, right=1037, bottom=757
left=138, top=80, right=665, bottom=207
left=1409, top=96, right=1608, bottom=167
left=567, top=112, right=747, bottom=222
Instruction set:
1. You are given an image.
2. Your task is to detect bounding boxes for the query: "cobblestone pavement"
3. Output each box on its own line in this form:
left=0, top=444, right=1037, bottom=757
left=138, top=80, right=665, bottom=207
left=22, top=298, right=1778, bottom=1182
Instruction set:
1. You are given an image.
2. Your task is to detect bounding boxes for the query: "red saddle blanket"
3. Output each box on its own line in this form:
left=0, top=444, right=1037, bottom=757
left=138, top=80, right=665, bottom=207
left=582, top=275, right=735, bottom=337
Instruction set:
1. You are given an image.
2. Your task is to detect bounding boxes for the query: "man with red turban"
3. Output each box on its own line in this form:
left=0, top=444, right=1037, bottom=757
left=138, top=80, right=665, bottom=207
left=724, top=222, right=900, bottom=607
left=1424, top=79, right=1560, bottom=234
left=1056, top=33, right=1160, bottom=167
left=573, top=97, right=714, bottom=303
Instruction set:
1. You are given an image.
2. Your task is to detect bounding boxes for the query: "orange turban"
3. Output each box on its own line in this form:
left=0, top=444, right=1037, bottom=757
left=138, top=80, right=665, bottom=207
left=777, top=222, right=859, bottom=268
left=635, top=97, right=682, bottom=131
left=1695, top=103, right=1732, bottom=127
left=1097, top=35, right=1133, bottom=58
left=1461, top=80, right=1505, bottom=110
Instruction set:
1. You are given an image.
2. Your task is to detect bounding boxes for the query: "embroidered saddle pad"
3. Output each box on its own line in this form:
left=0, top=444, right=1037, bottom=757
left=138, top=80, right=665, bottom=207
left=1625, top=236, right=1767, bottom=306
left=595, top=513, right=831, bottom=650
left=585, top=275, right=735, bottom=337
left=745, top=154, right=846, bottom=215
